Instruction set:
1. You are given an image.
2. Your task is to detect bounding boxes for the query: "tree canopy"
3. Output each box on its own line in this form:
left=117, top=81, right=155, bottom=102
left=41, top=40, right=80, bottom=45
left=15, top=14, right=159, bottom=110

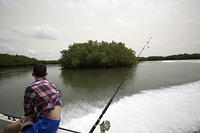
left=59, top=40, right=136, bottom=69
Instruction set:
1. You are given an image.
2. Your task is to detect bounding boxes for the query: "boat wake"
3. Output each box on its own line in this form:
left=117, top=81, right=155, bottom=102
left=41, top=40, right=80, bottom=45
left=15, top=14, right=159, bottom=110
left=59, top=80, right=200, bottom=133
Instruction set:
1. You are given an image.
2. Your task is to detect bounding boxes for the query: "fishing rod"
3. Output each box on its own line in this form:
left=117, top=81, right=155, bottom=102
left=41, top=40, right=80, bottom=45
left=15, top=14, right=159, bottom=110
left=0, top=113, right=82, bottom=133
left=89, top=36, right=152, bottom=133
left=89, top=77, right=126, bottom=133
left=137, top=36, right=152, bottom=57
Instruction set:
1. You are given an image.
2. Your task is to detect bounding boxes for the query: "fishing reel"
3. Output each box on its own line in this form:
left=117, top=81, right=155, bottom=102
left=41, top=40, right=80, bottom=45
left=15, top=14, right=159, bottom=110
left=99, top=120, right=111, bottom=133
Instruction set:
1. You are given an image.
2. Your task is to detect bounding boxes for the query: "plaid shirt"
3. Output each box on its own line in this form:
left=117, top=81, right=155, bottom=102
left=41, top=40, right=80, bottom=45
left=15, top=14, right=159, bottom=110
left=24, top=77, right=62, bottom=117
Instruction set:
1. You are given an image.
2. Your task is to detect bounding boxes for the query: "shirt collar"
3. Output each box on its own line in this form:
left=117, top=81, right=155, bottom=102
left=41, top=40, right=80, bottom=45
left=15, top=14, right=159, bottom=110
left=35, top=77, right=47, bottom=82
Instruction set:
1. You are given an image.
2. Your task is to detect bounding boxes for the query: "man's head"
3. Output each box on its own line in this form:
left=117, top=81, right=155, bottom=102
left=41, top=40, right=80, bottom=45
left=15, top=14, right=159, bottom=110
left=32, top=63, right=47, bottom=78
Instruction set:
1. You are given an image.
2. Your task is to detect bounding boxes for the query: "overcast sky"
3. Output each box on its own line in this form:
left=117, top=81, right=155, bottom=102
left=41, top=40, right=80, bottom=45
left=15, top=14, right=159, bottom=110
left=0, top=0, right=199, bottom=60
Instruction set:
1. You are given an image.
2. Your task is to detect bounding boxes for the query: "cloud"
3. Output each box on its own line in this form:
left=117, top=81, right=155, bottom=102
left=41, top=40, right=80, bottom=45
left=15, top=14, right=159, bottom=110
left=0, top=30, right=20, bottom=43
left=24, top=49, right=59, bottom=60
left=0, top=44, right=16, bottom=54
left=27, top=49, right=36, bottom=54
left=0, top=44, right=59, bottom=60
left=184, top=19, right=200, bottom=24
left=0, top=0, right=23, bottom=7
left=0, top=35, right=19, bottom=43
left=10, top=25, right=60, bottom=40
left=84, top=25, right=95, bottom=31
left=0, top=25, right=60, bottom=43
left=192, top=41, right=200, bottom=45
left=113, top=17, right=124, bottom=24
left=0, top=0, right=6, bottom=5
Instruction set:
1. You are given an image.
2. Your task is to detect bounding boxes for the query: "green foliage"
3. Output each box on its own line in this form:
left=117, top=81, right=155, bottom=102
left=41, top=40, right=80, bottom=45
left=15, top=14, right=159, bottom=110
left=0, top=53, right=37, bottom=67
left=137, top=53, right=200, bottom=61
left=59, top=40, right=136, bottom=69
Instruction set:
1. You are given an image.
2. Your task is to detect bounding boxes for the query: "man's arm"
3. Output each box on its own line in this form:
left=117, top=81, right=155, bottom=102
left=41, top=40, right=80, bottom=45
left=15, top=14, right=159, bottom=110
left=19, top=115, right=35, bottom=123
left=24, top=86, right=36, bottom=116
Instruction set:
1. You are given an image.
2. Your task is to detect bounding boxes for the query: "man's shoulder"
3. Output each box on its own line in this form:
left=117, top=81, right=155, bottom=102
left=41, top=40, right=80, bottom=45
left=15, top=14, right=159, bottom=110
left=29, top=78, right=54, bottom=88
left=27, top=79, right=44, bottom=89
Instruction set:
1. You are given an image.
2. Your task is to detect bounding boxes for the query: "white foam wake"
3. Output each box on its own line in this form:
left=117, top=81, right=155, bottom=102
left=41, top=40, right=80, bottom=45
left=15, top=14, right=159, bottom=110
left=59, top=81, right=200, bottom=133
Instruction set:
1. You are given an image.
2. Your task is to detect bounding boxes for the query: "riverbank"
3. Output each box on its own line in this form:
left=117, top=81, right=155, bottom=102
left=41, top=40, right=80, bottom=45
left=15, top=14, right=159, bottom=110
left=1, top=53, right=200, bottom=68
left=137, top=53, right=200, bottom=61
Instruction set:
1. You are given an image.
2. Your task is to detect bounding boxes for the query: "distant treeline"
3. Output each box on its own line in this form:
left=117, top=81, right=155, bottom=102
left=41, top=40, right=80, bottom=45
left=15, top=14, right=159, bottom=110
left=59, top=40, right=136, bottom=69
left=138, top=53, right=200, bottom=61
left=0, top=53, right=58, bottom=67
left=0, top=54, right=37, bottom=67
left=2, top=50, right=199, bottom=68
left=38, top=60, right=59, bottom=65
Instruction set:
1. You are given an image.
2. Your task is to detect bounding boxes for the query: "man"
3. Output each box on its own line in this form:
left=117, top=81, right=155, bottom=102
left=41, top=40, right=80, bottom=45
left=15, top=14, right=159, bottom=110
left=4, top=63, right=62, bottom=133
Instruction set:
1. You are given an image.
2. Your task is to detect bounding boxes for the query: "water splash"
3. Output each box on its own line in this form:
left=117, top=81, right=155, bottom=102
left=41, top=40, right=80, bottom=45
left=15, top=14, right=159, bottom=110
left=59, top=81, right=200, bottom=133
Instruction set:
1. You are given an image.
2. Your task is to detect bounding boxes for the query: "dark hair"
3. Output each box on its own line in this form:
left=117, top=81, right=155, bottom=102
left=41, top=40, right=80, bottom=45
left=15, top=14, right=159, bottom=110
left=33, top=63, right=47, bottom=77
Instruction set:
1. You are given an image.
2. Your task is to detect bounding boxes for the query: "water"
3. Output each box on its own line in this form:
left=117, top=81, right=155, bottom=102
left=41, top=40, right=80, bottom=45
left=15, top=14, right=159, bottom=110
left=0, top=60, right=200, bottom=133
left=61, top=81, right=200, bottom=133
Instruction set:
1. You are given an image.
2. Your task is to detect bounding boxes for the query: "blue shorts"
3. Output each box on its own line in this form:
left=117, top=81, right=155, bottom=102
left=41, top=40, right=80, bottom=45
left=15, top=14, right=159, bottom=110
left=23, top=117, right=60, bottom=133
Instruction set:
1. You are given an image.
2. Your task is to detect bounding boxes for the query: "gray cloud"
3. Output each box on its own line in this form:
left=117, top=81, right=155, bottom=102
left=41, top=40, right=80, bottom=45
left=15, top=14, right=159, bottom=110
left=0, top=44, right=59, bottom=60
left=0, top=35, right=19, bottom=43
left=0, top=0, right=6, bottom=6
left=0, top=30, right=19, bottom=43
left=0, top=0, right=22, bottom=7
left=10, top=25, right=60, bottom=40
left=0, top=44, right=17, bottom=54
left=24, top=49, right=60, bottom=60
left=184, top=19, right=200, bottom=24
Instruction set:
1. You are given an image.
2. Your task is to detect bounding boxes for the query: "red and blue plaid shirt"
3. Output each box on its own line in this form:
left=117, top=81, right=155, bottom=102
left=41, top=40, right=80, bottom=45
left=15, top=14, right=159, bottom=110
left=24, top=77, right=62, bottom=117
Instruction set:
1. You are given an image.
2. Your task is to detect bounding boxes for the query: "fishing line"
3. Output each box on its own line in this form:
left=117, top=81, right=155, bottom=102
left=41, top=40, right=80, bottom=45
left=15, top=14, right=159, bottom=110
left=89, top=36, right=152, bottom=133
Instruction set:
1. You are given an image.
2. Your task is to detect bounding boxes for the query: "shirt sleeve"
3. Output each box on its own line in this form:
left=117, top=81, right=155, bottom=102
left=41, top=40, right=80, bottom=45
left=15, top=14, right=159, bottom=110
left=24, top=86, right=36, bottom=116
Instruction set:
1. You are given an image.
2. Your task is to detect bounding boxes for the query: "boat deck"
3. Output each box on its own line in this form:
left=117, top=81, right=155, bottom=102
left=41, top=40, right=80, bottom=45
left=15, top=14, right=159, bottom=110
left=0, top=120, right=10, bottom=133
left=0, top=113, right=19, bottom=133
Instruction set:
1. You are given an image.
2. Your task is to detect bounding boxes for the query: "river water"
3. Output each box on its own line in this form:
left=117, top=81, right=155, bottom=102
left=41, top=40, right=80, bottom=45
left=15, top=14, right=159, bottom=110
left=0, top=60, right=200, bottom=133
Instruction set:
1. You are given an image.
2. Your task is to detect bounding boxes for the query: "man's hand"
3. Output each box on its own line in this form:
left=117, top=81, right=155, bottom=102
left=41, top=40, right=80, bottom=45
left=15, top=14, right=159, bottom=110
left=19, top=116, right=32, bottom=124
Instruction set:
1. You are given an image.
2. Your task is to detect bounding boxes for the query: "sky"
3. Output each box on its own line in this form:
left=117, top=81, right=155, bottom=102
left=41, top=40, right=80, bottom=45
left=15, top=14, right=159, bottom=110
left=0, top=0, right=199, bottom=60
